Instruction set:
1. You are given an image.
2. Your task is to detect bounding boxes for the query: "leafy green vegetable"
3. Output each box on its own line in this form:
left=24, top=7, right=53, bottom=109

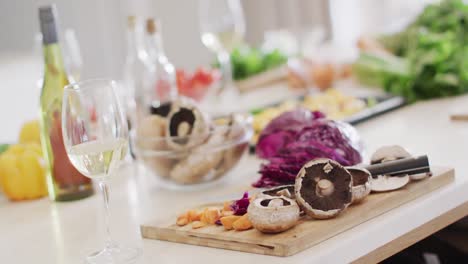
left=354, top=0, right=468, bottom=102
left=0, top=144, right=10, bottom=155
left=215, top=46, right=288, bottom=81
left=250, top=108, right=265, bottom=115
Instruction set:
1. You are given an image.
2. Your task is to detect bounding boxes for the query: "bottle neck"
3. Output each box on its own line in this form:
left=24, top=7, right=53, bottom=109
left=126, top=26, right=147, bottom=60
left=39, top=6, right=68, bottom=82
left=146, top=32, right=167, bottom=60
left=43, top=43, right=67, bottom=77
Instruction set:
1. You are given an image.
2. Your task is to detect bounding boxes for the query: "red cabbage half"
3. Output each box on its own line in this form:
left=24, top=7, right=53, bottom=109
left=253, top=109, right=362, bottom=188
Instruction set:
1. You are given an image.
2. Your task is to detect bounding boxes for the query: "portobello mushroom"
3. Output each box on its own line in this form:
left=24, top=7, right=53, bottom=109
left=248, top=196, right=300, bottom=233
left=295, top=159, right=352, bottom=219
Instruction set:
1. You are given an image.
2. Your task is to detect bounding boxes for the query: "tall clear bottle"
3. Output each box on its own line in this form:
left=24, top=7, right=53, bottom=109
left=145, top=18, right=178, bottom=105
left=38, top=5, right=94, bottom=201
left=123, top=16, right=155, bottom=127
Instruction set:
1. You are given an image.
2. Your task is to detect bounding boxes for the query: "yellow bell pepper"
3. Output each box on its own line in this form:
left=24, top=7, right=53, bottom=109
left=0, top=143, right=47, bottom=201
left=19, top=120, right=41, bottom=144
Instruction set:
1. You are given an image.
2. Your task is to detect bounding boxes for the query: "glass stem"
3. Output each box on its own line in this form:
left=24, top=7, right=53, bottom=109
left=217, top=50, right=235, bottom=95
left=99, top=180, right=113, bottom=249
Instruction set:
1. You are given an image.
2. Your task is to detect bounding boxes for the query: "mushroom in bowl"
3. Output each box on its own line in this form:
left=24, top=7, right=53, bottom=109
left=132, top=112, right=253, bottom=186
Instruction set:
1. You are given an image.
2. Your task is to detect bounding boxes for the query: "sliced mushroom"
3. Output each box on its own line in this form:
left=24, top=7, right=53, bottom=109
left=150, top=101, right=173, bottom=117
left=247, top=196, right=300, bottom=233
left=371, top=145, right=429, bottom=181
left=295, top=159, right=353, bottom=219
left=136, top=115, right=167, bottom=149
left=260, top=185, right=295, bottom=199
left=136, top=115, right=174, bottom=178
left=347, top=167, right=371, bottom=203
left=169, top=153, right=221, bottom=184
left=166, top=99, right=210, bottom=150
left=370, top=175, right=410, bottom=192
left=371, top=145, right=411, bottom=164
left=410, top=172, right=431, bottom=181
left=169, top=130, right=225, bottom=184
left=208, top=114, right=250, bottom=178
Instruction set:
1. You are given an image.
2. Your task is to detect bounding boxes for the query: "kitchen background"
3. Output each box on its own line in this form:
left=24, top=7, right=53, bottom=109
left=0, top=0, right=434, bottom=78
left=0, top=0, right=434, bottom=141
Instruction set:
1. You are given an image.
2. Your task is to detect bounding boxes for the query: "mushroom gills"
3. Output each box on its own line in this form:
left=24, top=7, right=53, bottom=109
left=150, top=101, right=173, bottom=117
left=166, top=99, right=210, bottom=150
left=259, top=198, right=291, bottom=207
left=295, top=159, right=353, bottom=219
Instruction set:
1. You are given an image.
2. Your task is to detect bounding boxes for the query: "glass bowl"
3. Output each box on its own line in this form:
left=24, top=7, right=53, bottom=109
left=131, top=114, right=253, bottom=186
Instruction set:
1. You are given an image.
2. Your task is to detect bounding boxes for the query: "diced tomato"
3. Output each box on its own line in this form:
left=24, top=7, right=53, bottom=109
left=192, top=67, right=214, bottom=86
left=176, top=69, right=189, bottom=90
left=173, top=67, right=219, bottom=101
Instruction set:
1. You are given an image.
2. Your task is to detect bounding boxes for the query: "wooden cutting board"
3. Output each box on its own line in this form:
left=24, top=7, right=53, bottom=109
left=141, top=167, right=454, bottom=257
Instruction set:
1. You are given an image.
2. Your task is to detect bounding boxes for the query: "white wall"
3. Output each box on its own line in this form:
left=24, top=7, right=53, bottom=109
left=0, top=0, right=219, bottom=79
left=0, top=0, right=434, bottom=79
left=0, top=0, right=331, bottom=81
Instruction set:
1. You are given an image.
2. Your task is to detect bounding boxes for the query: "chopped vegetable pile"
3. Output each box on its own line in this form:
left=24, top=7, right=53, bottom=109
left=176, top=192, right=253, bottom=231
left=353, top=0, right=468, bottom=102
left=253, top=109, right=362, bottom=188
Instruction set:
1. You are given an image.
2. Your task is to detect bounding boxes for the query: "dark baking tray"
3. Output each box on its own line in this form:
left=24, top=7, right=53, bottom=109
left=344, top=95, right=405, bottom=125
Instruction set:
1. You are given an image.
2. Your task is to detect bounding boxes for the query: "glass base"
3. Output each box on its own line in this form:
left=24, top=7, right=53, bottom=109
left=86, top=245, right=141, bottom=264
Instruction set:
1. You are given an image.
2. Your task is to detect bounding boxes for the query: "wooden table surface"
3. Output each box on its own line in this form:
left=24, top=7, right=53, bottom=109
left=1, top=55, right=468, bottom=263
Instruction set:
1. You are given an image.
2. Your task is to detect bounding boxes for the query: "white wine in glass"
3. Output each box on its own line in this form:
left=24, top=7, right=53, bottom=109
left=199, top=0, right=245, bottom=96
left=201, top=29, right=243, bottom=54
left=62, top=79, right=140, bottom=263
left=68, top=138, right=128, bottom=179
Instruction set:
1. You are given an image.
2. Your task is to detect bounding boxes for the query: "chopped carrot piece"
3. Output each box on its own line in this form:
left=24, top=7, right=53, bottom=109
left=223, top=201, right=232, bottom=212
left=232, top=214, right=253, bottom=231
left=192, top=221, right=207, bottom=229
left=220, top=215, right=242, bottom=230
left=187, top=210, right=201, bottom=222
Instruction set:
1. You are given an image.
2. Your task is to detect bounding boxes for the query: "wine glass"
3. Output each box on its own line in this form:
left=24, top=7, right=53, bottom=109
left=62, top=79, right=140, bottom=263
left=198, top=0, right=245, bottom=97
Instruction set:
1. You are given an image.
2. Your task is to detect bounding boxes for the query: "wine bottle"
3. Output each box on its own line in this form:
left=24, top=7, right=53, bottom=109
left=38, top=5, right=94, bottom=201
left=145, top=18, right=177, bottom=104
left=123, top=16, right=155, bottom=126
